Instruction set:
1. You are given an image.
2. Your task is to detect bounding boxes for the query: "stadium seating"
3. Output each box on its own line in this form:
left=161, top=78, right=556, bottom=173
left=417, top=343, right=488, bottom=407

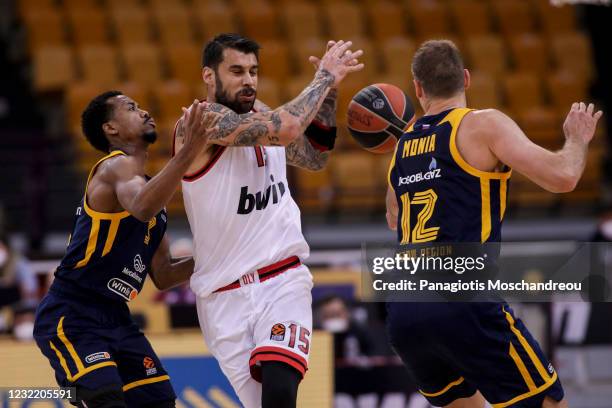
left=16, top=0, right=600, bottom=213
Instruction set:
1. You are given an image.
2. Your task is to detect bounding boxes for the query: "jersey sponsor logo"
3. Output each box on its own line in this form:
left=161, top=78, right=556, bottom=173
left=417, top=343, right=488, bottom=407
left=270, top=323, right=286, bottom=341
left=398, top=158, right=441, bottom=186
left=237, top=175, right=286, bottom=214
left=144, top=356, right=158, bottom=376
left=85, top=351, right=110, bottom=364
left=107, top=278, right=138, bottom=301
left=402, top=134, right=436, bottom=158
left=134, top=254, right=146, bottom=273
left=120, top=254, right=146, bottom=283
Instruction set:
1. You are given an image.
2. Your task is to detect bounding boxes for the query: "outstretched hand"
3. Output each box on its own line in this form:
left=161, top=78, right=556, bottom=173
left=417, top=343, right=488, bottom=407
left=563, top=102, right=603, bottom=144
left=311, top=40, right=364, bottom=87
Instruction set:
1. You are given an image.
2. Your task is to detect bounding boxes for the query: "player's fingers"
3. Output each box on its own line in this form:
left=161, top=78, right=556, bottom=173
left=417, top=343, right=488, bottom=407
left=327, top=40, right=344, bottom=55
left=594, top=110, right=604, bottom=121
left=571, top=102, right=579, bottom=112
left=309, top=56, right=320, bottom=68
left=346, top=63, right=365, bottom=72
left=579, top=102, right=586, bottom=112
left=333, top=41, right=352, bottom=58
left=326, top=41, right=336, bottom=51
left=346, top=49, right=363, bottom=60
left=587, top=103, right=594, bottom=115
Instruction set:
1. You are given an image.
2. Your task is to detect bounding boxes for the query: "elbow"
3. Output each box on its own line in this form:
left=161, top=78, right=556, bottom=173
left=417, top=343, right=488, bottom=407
left=131, top=203, right=157, bottom=223
left=551, top=171, right=579, bottom=193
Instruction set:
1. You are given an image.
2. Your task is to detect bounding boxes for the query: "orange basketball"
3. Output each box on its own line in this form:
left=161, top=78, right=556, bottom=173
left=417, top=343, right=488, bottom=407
left=347, top=83, right=415, bottom=153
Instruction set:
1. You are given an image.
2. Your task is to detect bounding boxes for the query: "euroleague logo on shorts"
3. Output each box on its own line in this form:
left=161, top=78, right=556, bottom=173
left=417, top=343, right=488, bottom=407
left=143, top=357, right=158, bottom=376
left=270, top=323, right=286, bottom=341
left=398, top=158, right=442, bottom=186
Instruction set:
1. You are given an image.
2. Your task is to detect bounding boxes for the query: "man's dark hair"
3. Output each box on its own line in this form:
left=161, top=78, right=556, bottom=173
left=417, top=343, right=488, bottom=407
left=411, top=40, right=465, bottom=98
left=81, top=90, right=122, bottom=153
left=202, top=33, right=260, bottom=70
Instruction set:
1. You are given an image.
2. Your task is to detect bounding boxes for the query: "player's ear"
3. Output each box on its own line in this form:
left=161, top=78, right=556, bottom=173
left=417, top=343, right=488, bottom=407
left=414, top=79, right=424, bottom=99
left=202, top=67, right=214, bottom=87
left=102, top=121, right=118, bottom=136
left=464, top=69, right=471, bottom=90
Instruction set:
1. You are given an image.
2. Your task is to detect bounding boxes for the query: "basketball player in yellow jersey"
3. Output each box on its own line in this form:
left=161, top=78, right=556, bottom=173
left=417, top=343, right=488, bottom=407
left=386, top=40, right=602, bottom=408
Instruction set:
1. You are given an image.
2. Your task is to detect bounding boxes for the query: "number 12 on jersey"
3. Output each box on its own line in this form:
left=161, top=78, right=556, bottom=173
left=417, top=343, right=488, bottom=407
left=400, top=189, right=440, bottom=244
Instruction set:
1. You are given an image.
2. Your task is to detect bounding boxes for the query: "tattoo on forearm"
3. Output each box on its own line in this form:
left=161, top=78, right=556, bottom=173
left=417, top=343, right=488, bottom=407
left=286, top=136, right=329, bottom=170
left=284, top=69, right=335, bottom=127
left=315, top=88, right=337, bottom=128
left=235, top=122, right=280, bottom=146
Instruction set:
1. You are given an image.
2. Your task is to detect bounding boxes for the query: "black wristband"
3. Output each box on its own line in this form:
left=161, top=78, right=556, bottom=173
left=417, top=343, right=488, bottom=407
left=305, top=120, right=337, bottom=152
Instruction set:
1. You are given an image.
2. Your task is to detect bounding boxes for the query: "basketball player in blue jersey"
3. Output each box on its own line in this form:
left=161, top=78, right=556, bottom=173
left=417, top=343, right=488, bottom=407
left=386, top=40, right=602, bottom=408
left=33, top=91, right=214, bottom=408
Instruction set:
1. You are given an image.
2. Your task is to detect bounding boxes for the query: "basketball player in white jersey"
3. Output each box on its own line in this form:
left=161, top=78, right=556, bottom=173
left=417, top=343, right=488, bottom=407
left=173, top=34, right=363, bottom=408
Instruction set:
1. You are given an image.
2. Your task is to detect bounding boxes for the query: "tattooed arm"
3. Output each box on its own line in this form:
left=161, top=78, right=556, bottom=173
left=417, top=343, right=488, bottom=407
left=176, top=40, right=362, bottom=150
left=255, top=94, right=336, bottom=171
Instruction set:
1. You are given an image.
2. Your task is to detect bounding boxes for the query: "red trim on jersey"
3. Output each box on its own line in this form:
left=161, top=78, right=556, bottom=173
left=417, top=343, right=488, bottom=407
left=254, top=146, right=265, bottom=167
left=213, top=256, right=301, bottom=293
left=181, top=146, right=227, bottom=182
left=249, top=346, right=308, bottom=382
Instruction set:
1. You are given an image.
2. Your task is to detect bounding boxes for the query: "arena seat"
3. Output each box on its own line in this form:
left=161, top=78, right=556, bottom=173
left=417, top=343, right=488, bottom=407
left=164, top=43, right=202, bottom=86
left=405, top=0, right=451, bottom=38
left=551, top=32, right=594, bottom=82
left=467, top=71, right=502, bottom=110
left=448, top=0, right=491, bottom=36
left=293, top=166, right=334, bottom=213
left=546, top=70, right=589, bottom=118
left=151, top=80, right=191, bottom=127
left=508, top=33, right=549, bottom=75
left=381, top=36, right=417, bottom=77
left=65, top=82, right=106, bottom=135
left=531, top=0, right=576, bottom=35
left=77, top=45, right=121, bottom=86
left=21, top=9, right=65, bottom=51
left=66, top=9, right=109, bottom=46
left=255, top=78, right=283, bottom=108
left=293, top=38, right=327, bottom=76
left=110, top=7, right=153, bottom=45
left=258, top=40, right=291, bottom=84
left=152, top=5, right=196, bottom=47
left=324, top=1, right=366, bottom=39
left=331, top=152, right=381, bottom=211
left=280, top=1, right=323, bottom=42
left=33, top=45, right=75, bottom=92
left=465, top=35, right=508, bottom=78
left=365, top=1, right=406, bottom=41
left=192, top=2, right=238, bottom=42
left=120, top=43, right=164, bottom=87
left=491, top=0, right=536, bottom=36
left=237, top=1, right=280, bottom=41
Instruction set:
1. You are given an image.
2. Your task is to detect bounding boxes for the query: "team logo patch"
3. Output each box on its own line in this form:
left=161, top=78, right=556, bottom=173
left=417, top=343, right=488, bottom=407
left=143, top=357, right=157, bottom=376
left=270, top=323, right=286, bottom=341
left=548, top=363, right=555, bottom=374
left=85, top=351, right=110, bottom=364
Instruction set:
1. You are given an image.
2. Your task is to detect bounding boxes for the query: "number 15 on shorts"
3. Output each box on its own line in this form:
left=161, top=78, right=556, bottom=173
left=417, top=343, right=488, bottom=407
left=270, top=323, right=310, bottom=354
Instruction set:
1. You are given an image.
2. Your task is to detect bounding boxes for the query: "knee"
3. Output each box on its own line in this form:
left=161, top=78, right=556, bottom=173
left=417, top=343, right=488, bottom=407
left=77, top=384, right=126, bottom=408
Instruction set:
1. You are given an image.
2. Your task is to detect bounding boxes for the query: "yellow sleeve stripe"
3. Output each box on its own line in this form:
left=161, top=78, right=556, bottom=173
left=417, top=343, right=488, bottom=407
left=419, top=376, right=464, bottom=397
left=123, top=375, right=171, bottom=392
left=102, top=218, right=121, bottom=256
left=480, top=179, right=491, bottom=243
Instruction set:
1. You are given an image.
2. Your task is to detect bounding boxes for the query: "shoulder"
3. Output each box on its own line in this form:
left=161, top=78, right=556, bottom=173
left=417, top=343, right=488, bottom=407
left=463, top=108, right=513, bottom=128
left=95, top=154, right=139, bottom=183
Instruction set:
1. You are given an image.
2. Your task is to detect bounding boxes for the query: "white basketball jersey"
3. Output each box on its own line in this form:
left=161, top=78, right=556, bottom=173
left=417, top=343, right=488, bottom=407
left=181, top=145, right=310, bottom=298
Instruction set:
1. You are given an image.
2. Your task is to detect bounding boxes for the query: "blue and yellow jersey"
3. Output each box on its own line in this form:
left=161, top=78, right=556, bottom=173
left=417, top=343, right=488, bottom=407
left=389, top=108, right=511, bottom=244
left=54, top=150, right=167, bottom=302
